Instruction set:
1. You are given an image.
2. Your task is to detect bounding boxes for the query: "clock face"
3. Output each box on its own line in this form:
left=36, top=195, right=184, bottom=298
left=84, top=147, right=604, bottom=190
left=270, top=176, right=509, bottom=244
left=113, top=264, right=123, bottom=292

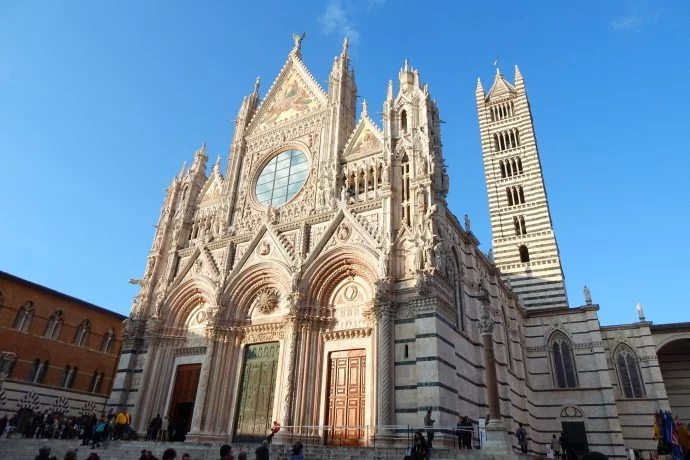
left=255, top=149, right=309, bottom=207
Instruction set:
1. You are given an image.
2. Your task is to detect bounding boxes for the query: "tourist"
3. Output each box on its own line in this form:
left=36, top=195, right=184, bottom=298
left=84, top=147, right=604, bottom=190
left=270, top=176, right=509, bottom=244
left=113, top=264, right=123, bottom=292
left=516, top=423, right=528, bottom=454
left=181, top=454, right=191, bottom=460
left=219, top=444, right=233, bottom=460
left=162, top=448, right=177, bottom=460
left=551, top=433, right=561, bottom=459
left=411, top=431, right=429, bottom=460
left=159, top=416, right=170, bottom=441
left=139, top=450, right=148, bottom=460
left=87, top=454, right=101, bottom=460
left=63, top=451, right=77, bottom=460
left=288, top=442, right=304, bottom=460
left=256, top=439, right=270, bottom=460
left=0, top=415, right=7, bottom=438
left=114, top=408, right=130, bottom=439
left=92, top=414, right=107, bottom=448
left=461, top=416, right=473, bottom=449
left=423, top=409, right=435, bottom=449
left=237, top=452, right=247, bottom=460
left=149, top=413, right=163, bottom=441
left=7, top=414, right=17, bottom=438
left=34, top=446, right=57, bottom=460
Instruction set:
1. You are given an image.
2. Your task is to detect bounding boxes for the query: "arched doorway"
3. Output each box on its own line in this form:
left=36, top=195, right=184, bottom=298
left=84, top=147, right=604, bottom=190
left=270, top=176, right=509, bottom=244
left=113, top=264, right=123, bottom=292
left=657, top=338, right=690, bottom=421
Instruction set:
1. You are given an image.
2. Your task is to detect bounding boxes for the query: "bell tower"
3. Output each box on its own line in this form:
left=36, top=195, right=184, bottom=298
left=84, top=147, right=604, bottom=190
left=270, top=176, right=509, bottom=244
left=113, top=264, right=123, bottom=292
left=476, top=66, right=568, bottom=309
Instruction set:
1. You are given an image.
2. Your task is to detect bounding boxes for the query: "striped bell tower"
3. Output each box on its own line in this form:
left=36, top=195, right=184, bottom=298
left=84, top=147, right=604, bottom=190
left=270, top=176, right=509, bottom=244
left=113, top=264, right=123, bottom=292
left=475, top=66, right=568, bottom=309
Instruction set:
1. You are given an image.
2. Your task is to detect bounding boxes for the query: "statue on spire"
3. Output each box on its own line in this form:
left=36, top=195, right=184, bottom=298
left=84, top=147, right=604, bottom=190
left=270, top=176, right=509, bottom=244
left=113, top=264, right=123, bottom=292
left=636, top=302, right=646, bottom=321
left=584, top=286, right=592, bottom=305
left=291, top=32, right=306, bottom=56
left=362, top=99, right=368, bottom=118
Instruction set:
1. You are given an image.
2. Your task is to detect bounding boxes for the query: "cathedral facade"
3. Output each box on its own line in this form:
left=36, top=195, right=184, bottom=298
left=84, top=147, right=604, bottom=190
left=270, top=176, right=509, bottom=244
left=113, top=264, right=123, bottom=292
left=108, top=37, right=690, bottom=457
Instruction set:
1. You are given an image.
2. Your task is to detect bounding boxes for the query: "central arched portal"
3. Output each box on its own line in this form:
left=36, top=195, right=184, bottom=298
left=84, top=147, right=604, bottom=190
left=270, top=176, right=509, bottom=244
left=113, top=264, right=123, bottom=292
left=325, top=348, right=366, bottom=446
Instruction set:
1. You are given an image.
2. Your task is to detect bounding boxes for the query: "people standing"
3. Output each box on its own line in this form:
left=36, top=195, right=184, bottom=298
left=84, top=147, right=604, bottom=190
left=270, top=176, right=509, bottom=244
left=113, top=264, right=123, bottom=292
left=288, top=442, right=304, bottom=460
left=114, top=408, right=130, bottom=439
left=411, top=431, right=429, bottom=460
left=162, top=448, right=177, bottom=460
left=149, top=414, right=162, bottom=441
left=159, top=416, right=170, bottom=441
left=551, top=433, right=561, bottom=459
left=516, top=423, right=528, bottom=454
left=256, top=440, right=270, bottom=460
left=424, top=410, right=435, bottom=449
left=462, top=416, right=473, bottom=449
left=219, top=444, right=233, bottom=460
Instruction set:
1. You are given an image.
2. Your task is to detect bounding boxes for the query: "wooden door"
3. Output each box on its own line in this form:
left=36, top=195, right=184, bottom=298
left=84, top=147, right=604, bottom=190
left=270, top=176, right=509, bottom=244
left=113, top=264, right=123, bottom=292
left=169, top=363, right=201, bottom=441
left=233, top=342, right=280, bottom=442
left=326, top=349, right=366, bottom=446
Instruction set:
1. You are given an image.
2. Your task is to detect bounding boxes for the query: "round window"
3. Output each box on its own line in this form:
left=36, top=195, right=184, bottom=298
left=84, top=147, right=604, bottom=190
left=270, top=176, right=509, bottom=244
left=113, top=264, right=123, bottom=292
left=255, top=149, right=309, bottom=207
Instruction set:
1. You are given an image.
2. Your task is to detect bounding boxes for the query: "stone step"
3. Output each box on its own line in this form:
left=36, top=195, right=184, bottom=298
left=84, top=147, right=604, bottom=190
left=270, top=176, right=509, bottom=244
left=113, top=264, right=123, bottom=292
left=0, top=438, right=508, bottom=460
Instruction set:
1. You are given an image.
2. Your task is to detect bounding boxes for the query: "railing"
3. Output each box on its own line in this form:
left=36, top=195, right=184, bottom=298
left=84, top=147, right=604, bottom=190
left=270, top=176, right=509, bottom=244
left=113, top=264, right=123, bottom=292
left=272, top=424, right=479, bottom=449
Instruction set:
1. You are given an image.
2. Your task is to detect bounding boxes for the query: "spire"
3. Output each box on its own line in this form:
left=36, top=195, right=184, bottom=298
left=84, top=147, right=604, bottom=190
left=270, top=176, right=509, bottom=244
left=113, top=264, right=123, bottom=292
left=213, top=154, right=221, bottom=174
left=178, top=161, right=187, bottom=179
left=253, top=76, right=260, bottom=96
left=386, top=80, right=394, bottom=100
left=486, top=64, right=517, bottom=101
left=399, top=59, right=415, bottom=92
left=342, top=36, right=349, bottom=55
left=361, top=99, right=368, bottom=118
left=514, top=64, right=524, bottom=90
left=190, top=143, right=208, bottom=176
left=404, top=59, right=409, bottom=73
left=475, top=77, right=484, bottom=96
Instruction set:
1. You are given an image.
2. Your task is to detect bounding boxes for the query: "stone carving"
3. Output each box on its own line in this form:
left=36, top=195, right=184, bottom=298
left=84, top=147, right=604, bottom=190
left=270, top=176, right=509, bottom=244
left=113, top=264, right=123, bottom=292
left=584, top=286, right=592, bottom=305
left=636, top=302, right=646, bottom=321
left=478, top=302, right=494, bottom=335
left=416, top=188, right=426, bottom=215
left=259, top=241, right=271, bottom=256
left=255, top=288, right=279, bottom=315
left=378, top=235, right=391, bottom=277
left=193, top=258, right=203, bottom=274
left=464, top=214, right=471, bottom=233
left=336, top=224, right=351, bottom=242
left=433, top=241, right=445, bottom=273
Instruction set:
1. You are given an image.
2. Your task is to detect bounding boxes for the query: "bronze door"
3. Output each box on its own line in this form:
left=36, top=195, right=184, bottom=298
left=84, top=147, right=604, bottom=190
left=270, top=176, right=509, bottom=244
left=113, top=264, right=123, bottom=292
left=233, top=342, right=280, bottom=442
left=326, top=349, right=366, bottom=446
left=169, top=363, right=201, bottom=441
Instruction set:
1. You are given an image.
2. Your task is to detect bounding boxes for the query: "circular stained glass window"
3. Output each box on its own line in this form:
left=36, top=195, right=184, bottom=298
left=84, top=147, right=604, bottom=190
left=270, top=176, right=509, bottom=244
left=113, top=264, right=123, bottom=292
left=255, top=149, right=309, bottom=207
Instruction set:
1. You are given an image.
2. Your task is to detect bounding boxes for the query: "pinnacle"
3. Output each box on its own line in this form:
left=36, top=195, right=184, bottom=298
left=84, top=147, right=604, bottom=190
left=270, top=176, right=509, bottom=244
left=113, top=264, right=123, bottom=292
left=253, top=76, right=260, bottom=94
left=342, top=36, right=349, bottom=54
left=362, top=99, right=369, bottom=117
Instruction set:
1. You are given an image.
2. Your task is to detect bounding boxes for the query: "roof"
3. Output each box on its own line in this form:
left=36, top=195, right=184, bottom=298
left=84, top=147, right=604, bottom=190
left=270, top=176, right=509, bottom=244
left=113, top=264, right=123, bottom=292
left=486, top=69, right=516, bottom=101
left=650, top=322, right=690, bottom=332
left=0, top=270, right=127, bottom=320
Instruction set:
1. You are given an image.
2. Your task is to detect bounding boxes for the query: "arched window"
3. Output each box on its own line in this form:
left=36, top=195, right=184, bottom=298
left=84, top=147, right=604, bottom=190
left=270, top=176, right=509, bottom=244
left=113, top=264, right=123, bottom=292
left=513, top=217, right=521, bottom=236
left=73, top=320, right=90, bottom=347
left=400, top=110, right=408, bottom=133
left=401, top=154, right=411, bottom=226
left=519, top=216, right=527, bottom=235
left=519, top=245, right=530, bottom=263
left=518, top=185, right=525, bottom=204
left=44, top=310, right=64, bottom=340
left=404, top=344, right=409, bottom=359
left=61, top=365, right=77, bottom=389
left=517, top=157, right=523, bottom=174
left=550, top=333, right=578, bottom=388
left=499, top=161, right=506, bottom=178
left=89, top=371, right=104, bottom=393
left=506, top=188, right=514, bottom=206
left=28, top=359, right=49, bottom=383
left=101, top=328, right=115, bottom=353
left=13, top=301, right=35, bottom=333
left=616, top=345, right=645, bottom=398
left=0, top=352, right=16, bottom=378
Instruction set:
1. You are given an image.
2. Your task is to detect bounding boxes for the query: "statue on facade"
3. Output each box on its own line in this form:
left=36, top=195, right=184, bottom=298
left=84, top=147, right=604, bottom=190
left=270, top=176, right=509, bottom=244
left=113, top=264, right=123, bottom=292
left=412, top=238, right=424, bottom=273
left=340, top=185, right=347, bottom=203
left=433, top=241, right=445, bottom=273
left=379, top=235, right=391, bottom=277
left=291, top=32, right=306, bottom=54
left=464, top=214, right=471, bottom=233
left=584, top=286, right=592, bottom=305
left=636, top=302, right=646, bottom=321
left=423, top=237, right=434, bottom=270
left=488, top=248, right=494, bottom=264
left=381, top=160, right=390, bottom=184
left=417, top=188, right=427, bottom=215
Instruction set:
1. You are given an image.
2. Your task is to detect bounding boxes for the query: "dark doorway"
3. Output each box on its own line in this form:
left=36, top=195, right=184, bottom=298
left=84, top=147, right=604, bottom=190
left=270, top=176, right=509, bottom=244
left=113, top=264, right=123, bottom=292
left=233, top=342, right=280, bottom=443
left=325, top=349, right=366, bottom=446
left=561, top=421, right=589, bottom=459
left=168, top=363, right=201, bottom=442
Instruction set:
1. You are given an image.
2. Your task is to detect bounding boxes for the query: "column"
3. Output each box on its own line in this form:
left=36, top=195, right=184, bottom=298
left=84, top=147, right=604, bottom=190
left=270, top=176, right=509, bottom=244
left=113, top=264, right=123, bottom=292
left=280, top=316, right=299, bottom=430
left=187, top=330, right=216, bottom=438
left=477, top=291, right=512, bottom=454
left=376, top=303, right=394, bottom=437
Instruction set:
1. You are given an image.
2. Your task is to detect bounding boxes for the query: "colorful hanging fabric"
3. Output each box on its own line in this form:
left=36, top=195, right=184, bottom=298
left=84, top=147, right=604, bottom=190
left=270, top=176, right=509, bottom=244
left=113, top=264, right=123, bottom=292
left=654, top=412, right=661, bottom=441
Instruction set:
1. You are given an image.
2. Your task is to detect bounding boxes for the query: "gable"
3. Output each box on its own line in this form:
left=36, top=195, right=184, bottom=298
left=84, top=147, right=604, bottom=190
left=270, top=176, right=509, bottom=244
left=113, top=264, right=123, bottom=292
left=199, top=174, right=223, bottom=205
left=343, top=121, right=383, bottom=159
left=248, top=57, right=327, bottom=135
left=230, top=225, right=296, bottom=276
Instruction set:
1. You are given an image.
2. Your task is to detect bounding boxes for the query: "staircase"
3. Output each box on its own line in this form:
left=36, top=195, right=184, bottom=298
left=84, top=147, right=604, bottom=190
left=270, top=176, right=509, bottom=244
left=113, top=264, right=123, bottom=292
left=0, top=438, right=509, bottom=460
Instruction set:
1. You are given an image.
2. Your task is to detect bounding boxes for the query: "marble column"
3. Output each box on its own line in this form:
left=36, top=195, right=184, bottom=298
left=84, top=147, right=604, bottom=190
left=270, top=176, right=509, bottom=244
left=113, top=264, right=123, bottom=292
left=375, top=303, right=394, bottom=437
left=186, top=330, right=216, bottom=439
left=280, top=316, right=299, bottom=430
left=477, top=291, right=512, bottom=454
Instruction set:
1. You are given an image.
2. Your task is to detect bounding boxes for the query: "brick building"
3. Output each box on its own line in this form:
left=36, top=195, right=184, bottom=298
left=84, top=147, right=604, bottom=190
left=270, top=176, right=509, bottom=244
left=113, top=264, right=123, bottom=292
left=0, top=271, right=125, bottom=425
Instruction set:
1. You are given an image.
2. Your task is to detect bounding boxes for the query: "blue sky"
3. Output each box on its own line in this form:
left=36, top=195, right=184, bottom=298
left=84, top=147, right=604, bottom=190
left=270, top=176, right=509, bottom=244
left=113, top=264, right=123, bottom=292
left=1, top=1, right=688, bottom=325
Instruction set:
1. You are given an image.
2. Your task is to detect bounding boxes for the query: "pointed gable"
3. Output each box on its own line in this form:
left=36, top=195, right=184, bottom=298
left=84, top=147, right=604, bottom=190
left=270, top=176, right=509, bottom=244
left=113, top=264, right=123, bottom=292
left=486, top=70, right=516, bottom=102
left=231, top=225, right=296, bottom=276
left=246, top=54, right=327, bottom=135
left=343, top=108, right=384, bottom=159
left=198, top=164, right=224, bottom=205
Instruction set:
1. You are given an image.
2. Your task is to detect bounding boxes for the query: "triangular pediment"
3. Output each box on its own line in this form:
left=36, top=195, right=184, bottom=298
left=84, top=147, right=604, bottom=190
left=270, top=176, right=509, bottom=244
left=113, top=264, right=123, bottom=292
left=304, top=206, right=381, bottom=268
left=169, top=245, right=220, bottom=290
left=486, top=71, right=516, bottom=101
left=198, top=168, right=224, bottom=205
left=343, top=115, right=384, bottom=159
left=246, top=56, right=327, bottom=136
left=230, top=224, right=296, bottom=276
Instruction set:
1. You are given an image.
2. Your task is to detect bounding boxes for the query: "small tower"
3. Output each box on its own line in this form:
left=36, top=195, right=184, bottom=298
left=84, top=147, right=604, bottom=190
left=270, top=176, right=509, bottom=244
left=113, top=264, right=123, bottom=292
left=476, top=66, right=568, bottom=309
